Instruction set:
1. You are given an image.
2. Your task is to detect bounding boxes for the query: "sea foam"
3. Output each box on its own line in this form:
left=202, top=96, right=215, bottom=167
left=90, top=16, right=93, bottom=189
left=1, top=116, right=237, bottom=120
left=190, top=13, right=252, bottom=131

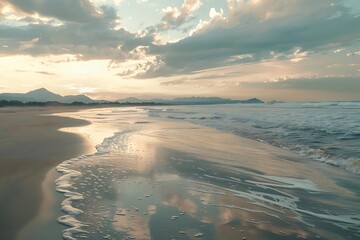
left=56, top=158, right=89, bottom=240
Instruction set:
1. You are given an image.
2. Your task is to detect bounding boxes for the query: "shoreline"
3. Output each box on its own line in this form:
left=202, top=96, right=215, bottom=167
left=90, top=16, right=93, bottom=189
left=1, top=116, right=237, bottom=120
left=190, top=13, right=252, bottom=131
left=0, top=107, right=93, bottom=240
left=1, top=106, right=359, bottom=240
left=49, top=107, right=360, bottom=240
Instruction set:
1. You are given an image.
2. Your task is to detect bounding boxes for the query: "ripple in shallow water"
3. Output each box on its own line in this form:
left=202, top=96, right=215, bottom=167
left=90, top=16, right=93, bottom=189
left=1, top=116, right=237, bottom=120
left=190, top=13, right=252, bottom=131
left=55, top=129, right=360, bottom=240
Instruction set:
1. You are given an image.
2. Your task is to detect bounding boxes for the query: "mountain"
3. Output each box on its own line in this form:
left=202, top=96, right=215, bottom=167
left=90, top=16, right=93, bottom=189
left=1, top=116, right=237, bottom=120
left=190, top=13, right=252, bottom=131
left=0, top=88, right=264, bottom=106
left=118, top=96, right=264, bottom=105
left=25, top=88, right=63, bottom=102
left=0, top=88, right=95, bottom=104
left=62, top=95, right=94, bottom=104
left=171, top=97, right=264, bottom=104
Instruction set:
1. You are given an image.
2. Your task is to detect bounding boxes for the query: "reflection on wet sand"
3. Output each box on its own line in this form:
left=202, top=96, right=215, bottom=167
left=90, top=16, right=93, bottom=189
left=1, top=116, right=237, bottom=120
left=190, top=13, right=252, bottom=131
left=56, top=108, right=360, bottom=240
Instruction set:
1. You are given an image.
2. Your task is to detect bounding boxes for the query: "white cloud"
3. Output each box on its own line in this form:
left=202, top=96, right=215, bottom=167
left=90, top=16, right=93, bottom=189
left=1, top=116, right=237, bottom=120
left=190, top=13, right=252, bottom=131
left=68, top=85, right=97, bottom=93
left=347, top=50, right=360, bottom=56
left=334, top=48, right=344, bottom=53
left=190, top=7, right=225, bottom=35
left=192, top=0, right=341, bottom=35
left=291, top=48, right=311, bottom=63
left=160, top=0, right=202, bottom=30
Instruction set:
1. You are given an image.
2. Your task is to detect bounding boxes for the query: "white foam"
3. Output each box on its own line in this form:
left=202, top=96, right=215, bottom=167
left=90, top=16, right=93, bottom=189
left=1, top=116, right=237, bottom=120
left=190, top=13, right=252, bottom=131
left=54, top=131, right=134, bottom=240
left=248, top=174, right=322, bottom=192
left=194, top=232, right=204, bottom=237
left=185, top=188, right=226, bottom=196
left=222, top=185, right=360, bottom=231
left=55, top=159, right=88, bottom=240
left=212, top=203, right=283, bottom=220
left=58, top=215, right=89, bottom=240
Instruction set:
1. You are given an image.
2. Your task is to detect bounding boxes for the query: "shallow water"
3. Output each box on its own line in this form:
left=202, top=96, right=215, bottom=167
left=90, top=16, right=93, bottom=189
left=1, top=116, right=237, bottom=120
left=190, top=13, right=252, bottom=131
left=55, top=107, right=360, bottom=240
left=148, top=102, right=360, bottom=174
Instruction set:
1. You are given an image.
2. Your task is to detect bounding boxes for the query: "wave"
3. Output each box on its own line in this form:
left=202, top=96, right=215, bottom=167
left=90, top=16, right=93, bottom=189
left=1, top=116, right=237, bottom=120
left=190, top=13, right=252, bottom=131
left=55, top=129, right=135, bottom=240
left=53, top=107, right=360, bottom=240
left=148, top=103, right=360, bottom=175
left=55, top=151, right=110, bottom=239
left=56, top=157, right=88, bottom=240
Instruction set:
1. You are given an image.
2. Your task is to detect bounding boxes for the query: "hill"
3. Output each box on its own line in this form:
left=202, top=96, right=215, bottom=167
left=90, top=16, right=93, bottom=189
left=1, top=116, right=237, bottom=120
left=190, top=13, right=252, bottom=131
left=0, top=88, right=264, bottom=106
left=0, top=88, right=95, bottom=104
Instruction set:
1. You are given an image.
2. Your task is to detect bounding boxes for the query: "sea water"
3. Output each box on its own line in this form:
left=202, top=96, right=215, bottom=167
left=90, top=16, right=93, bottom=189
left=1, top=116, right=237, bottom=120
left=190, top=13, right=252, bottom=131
left=149, top=102, right=360, bottom=174
left=55, top=105, right=360, bottom=240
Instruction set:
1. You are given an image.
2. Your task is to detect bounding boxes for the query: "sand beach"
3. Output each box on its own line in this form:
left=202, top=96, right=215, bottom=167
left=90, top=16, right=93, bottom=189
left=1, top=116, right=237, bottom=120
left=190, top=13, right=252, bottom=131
left=1, top=106, right=359, bottom=240
left=0, top=107, right=91, bottom=240
left=55, top=107, right=360, bottom=240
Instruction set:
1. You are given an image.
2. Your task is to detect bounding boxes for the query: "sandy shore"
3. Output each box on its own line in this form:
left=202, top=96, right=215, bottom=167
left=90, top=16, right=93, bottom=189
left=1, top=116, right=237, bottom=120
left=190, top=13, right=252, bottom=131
left=1, top=106, right=359, bottom=240
left=0, top=107, right=91, bottom=240
left=54, top=108, right=360, bottom=240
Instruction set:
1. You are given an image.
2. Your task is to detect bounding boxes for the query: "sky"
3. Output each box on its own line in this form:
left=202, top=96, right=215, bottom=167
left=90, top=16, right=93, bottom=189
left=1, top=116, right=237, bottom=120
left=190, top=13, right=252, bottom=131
left=0, top=0, right=359, bottom=101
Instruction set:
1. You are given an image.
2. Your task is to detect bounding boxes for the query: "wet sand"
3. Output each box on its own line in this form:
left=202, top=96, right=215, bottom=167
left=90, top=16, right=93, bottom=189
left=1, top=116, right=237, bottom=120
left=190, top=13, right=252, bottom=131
left=1, top=106, right=359, bottom=240
left=0, top=107, right=91, bottom=240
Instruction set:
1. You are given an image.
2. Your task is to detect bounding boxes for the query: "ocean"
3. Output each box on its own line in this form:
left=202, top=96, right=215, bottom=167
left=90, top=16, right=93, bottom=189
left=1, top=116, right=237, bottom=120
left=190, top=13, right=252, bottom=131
left=149, top=102, right=360, bottom=174
left=55, top=103, right=360, bottom=240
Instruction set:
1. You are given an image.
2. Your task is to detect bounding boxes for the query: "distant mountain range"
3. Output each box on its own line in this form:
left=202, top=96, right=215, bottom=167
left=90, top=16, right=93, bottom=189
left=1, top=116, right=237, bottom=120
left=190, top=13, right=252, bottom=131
left=0, top=88, right=264, bottom=105
left=118, top=96, right=264, bottom=105
left=0, top=88, right=95, bottom=104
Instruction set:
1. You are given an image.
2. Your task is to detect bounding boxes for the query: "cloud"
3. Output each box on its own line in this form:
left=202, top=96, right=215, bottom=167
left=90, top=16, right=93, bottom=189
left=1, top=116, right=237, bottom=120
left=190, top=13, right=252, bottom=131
left=0, top=0, right=158, bottom=63
left=290, top=48, right=311, bottom=63
left=36, top=71, right=56, bottom=75
left=116, top=56, right=170, bottom=78
left=334, top=48, right=345, bottom=53
left=161, top=78, right=187, bottom=86
left=189, top=7, right=225, bottom=35
left=347, top=50, right=360, bottom=56
left=141, top=0, right=360, bottom=78
left=0, top=0, right=359, bottom=81
left=18, top=37, right=39, bottom=50
left=4, top=0, right=102, bottom=23
left=15, top=69, right=56, bottom=75
left=159, top=0, right=202, bottom=30
left=243, top=76, right=360, bottom=93
left=67, top=85, right=97, bottom=93
left=0, top=14, right=154, bottom=61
